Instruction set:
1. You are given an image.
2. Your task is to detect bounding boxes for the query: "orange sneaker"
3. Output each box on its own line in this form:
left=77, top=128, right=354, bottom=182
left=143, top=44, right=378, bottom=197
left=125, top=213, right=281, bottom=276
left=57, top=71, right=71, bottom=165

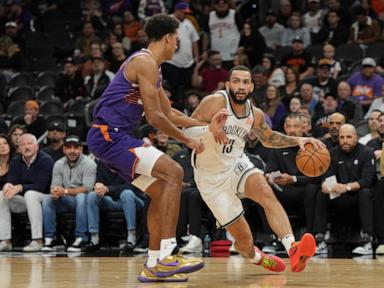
left=254, top=246, right=286, bottom=272
left=289, top=233, right=316, bottom=272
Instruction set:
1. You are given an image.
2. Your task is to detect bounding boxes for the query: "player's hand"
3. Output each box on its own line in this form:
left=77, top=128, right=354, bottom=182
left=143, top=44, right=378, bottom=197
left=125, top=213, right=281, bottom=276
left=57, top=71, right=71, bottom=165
left=274, top=173, right=295, bottom=186
left=297, top=137, right=325, bottom=151
left=185, top=137, right=204, bottom=154
left=209, top=109, right=228, bottom=145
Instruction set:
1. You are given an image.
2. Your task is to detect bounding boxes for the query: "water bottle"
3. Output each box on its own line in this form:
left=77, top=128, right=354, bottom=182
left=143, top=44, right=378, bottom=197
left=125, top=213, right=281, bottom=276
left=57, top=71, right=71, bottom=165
left=203, top=234, right=211, bottom=257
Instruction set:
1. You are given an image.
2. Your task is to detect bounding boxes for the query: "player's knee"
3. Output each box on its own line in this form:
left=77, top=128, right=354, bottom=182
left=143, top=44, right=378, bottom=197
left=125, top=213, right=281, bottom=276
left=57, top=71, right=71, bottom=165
left=164, top=162, right=184, bottom=184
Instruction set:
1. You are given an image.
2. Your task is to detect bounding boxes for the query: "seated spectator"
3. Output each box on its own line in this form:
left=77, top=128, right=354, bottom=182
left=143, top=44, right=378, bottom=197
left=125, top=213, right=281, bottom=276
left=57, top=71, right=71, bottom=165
left=4, top=21, right=26, bottom=53
left=8, top=124, right=25, bottom=154
left=280, top=67, right=300, bottom=104
left=367, top=112, right=384, bottom=177
left=299, top=112, right=313, bottom=136
left=259, top=9, right=285, bottom=51
left=365, top=84, right=384, bottom=118
left=288, top=95, right=302, bottom=113
left=313, top=93, right=339, bottom=137
left=183, top=90, right=202, bottom=116
left=261, top=85, right=287, bottom=130
left=86, top=159, right=145, bottom=253
left=277, top=0, right=293, bottom=27
left=42, top=121, right=66, bottom=162
left=84, top=56, right=111, bottom=100
left=250, top=65, right=268, bottom=106
left=337, top=81, right=364, bottom=124
left=314, top=124, right=376, bottom=255
left=153, top=129, right=182, bottom=158
left=112, top=23, right=131, bottom=52
left=108, top=42, right=126, bottom=73
left=0, top=134, right=53, bottom=252
left=359, top=110, right=381, bottom=145
left=322, top=44, right=343, bottom=79
left=281, top=12, right=311, bottom=48
left=302, top=0, right=325, bottom=43
left=307, top=58, right=337, bottom=101
left=0, top=35, right=28, bottom=77
left=55, top=57, right=85, bottom=106
left=0, top=135, right=13, bottom=192
left=128, top=29, right=148, bottom=55
left=316, top=9, right=349, bottom=47
left=348, top=57, right=384, bottom=111
left=123, top=11, right=142, bottom=43
left=348, top=5, right=381, bottom=46
left=42, top=135, right=97, bottom=252
left=262, top=53, right=285, bottom=87
left=321, top=112, right=346, bottom=149
left=281, top=36, right=314, bottom=80
left=174, top=148, right=206, bottom=254
left=16, top=100, right=46, bottom=139
left=74, top=21, right=102, bottom=57
left=81, top=0, right=108, bottom=31
left=192, top=50, right=228, bottom=93
left=7, top=0, right=34, bottom=33
left=137, top=0, right=167, bottom=22
left=300, top=83, right=318, bottom=115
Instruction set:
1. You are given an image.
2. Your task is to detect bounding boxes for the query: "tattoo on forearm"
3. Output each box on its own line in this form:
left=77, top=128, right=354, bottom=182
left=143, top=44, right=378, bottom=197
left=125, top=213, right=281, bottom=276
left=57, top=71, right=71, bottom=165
left=253, top=122, right=298, bottom=148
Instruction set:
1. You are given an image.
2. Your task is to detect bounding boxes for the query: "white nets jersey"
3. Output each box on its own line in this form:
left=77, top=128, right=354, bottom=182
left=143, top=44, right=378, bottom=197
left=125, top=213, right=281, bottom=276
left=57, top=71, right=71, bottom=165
left=194, top=90, right=255, bottom=173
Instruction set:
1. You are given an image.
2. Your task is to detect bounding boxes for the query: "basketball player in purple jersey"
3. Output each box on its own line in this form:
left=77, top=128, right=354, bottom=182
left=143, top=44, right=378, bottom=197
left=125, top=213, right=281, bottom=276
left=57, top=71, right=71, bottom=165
left=87, top=14, right=227, bottom=282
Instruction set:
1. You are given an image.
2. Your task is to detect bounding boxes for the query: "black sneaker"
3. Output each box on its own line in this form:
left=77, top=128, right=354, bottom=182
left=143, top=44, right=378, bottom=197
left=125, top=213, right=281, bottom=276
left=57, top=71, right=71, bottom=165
left=84, top=242, right=100, bottom=253
left=42, top=238, right=62, bottom=252
left=67, top=237, right=88, bottom=252
left=120, top=242, right=134, bottom=254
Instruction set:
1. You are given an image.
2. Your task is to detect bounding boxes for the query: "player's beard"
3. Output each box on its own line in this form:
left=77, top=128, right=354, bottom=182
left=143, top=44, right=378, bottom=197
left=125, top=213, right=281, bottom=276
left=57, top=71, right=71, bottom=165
left=228, top=89, right=249, bottom=104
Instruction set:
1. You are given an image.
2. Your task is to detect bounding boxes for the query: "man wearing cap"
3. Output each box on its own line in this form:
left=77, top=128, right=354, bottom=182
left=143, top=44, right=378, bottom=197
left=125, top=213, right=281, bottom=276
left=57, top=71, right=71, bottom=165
left=42, top=121, right=66, bottom=162
left=162, top=2, right=200, bottom=109
left=281, top=36, right=314, bottom=80
left=7, top=0, right=34, bottom=33
left=4, top=21, right=26, bottom=53
left=348, top=5, right=380, bottom=45
left=55, top=57, right=84, bottom=106
left=16, top=100, right=46, bottom=139
left=307, top=58, right=337, bottom=100
left=0, top=133, right=53, bottom=252
left=348, top=57, right=384, bottom=110
left=259, top=9, right=286, bottom=50
left=42, top=135, right=97, bottom=252
left=84, top=56, right=111, bottom=100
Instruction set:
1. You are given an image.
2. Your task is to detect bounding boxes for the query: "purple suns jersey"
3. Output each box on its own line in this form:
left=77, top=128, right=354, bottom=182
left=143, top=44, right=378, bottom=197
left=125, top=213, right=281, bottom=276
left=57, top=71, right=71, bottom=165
left=92, top=48, right=162, bottom=134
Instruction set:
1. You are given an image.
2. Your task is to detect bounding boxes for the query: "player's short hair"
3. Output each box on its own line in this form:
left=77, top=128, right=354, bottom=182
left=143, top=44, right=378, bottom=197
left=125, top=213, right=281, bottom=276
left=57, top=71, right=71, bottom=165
left=227, top=65, right=251, bottom=80
left=144, top=14, right=179, bottom=42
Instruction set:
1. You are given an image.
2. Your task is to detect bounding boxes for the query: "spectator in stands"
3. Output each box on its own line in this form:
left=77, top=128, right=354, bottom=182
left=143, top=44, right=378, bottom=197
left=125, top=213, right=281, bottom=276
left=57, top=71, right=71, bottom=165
left=322, top=44, right=343, bottom=80
left=202, top=0, right=242, bottom=70
left=106, top=0, right=133, bottom=20
left=55, top=57, right=85, bottom=106
left=280, top=67, right=299, bottom=103
left=277, top=0, right=293, bottom=27
left=137, top=0, right=167, bottom=22
left=42, top=135, right=97, bottom=252
left=192, top=50, right=228, bottom=93
left=0, top=134, right=53, bottom=252
left=337, top=81, right=364, bottom=124
left=108, top=42, right=126, bottom=73
left=261, top=53, right=285, bottom=87
left=324, top=0, right=352, bottom=27
left=74, top=21, right=102, bottom=57
left=4, top=21, right=25, bottom=53
left=367, top=112, right=384, bottom=175
left=262, top=85, right=287, bottom=130
left=82, top=42, right=105, bottom=78
left=183, top=90, right=202, bottom=116
left=348, top=5, right=381, bottom=46
left=245, top=129, right=270, bottom=164
left=359, top=110, right=381, bottom=145
left=6, top=0, right=34, bottom=33
left=281, top=12, right=311, bottom=48
left=250, top=65, right=268, bottom=105
left=153, top=129, right=182, bottom=158
left=0, top=35, right=28, bottom=75
left=265, top=114, right=320, bottom=240
left=281, top=36, right=314, bottom=80
left=289, top=95, right=301, bottom=113
left=322, top=112, right=346, bottom=149
left=162, top=2, right=200, bottom=108
left=8, top=124, right=24, bottom=154
left=238, top=21, right=266, bottom=69
left=174, top=148, right=205, bottom=254
left=307, top=58, right=338, bottom=101
left=128, top=28, right=148, bottom=55
left=81, top=0, right=108, bottom=32
left=42, top=121, right=66, bottom=162
left=303, top=0, right=325, bottom=43
left=16, top=100, right=45, bottom=139
left=84, top=56, right=111, bottom=100
left=112, top=23, right=131, bottom=52
left=259, top=9, right=285, bottom=51
left=300, top=83, right=317, bottom=115
left=86, top=159, right=145, bottom=253
left=299, top=112, right=313, bottom=136
left=365, top=84, right=384, bottom=118
left=313, top=93, right=339, bottom=138
left=348, top=57, right=384, bottom=111
left=123, top=11, right=142, bottom=43
left=314, top=124, right=376, bottom=255
left=0, top=135, right=12, bottom=190
left=317, top=9, right=349, bottom=47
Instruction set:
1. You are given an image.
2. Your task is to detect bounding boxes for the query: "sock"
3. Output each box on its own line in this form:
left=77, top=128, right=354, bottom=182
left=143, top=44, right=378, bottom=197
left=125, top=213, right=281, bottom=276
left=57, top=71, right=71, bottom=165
left=44, top=237, right=53, bottom=245
left=282, top=234, right=295, bottom=253
left=127, top=230, right=136, bottom=245
left=91, top=233, right=99, bottom=245
left=147, top=250, right=160, bottom=268
left=159, top=237, right=177, bottom=260
left=248, top=247, right=262, bottom=264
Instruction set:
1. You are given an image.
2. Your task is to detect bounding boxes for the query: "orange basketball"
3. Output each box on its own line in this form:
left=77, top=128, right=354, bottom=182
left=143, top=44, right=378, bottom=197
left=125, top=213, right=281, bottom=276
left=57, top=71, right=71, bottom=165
left=296, top=143, right=331, bottom=177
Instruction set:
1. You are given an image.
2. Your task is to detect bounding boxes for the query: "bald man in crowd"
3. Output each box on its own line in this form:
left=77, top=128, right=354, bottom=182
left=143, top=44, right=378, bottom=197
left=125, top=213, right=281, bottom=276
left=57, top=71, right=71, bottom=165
left=321, top=112, right=346, bottom=149
left=313, top=124, right=376, bottom=255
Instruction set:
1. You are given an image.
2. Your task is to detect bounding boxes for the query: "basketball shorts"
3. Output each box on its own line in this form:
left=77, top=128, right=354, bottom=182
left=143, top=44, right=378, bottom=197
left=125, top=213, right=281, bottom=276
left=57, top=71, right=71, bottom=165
left=87, top=124, right=163, bottom=192
left=194, top=154, right=263, bottom=228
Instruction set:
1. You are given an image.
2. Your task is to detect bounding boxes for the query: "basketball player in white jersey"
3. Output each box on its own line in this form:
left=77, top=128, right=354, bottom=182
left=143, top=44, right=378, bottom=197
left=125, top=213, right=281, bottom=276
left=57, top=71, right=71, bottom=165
left=184, top=65, right=325, bottom=272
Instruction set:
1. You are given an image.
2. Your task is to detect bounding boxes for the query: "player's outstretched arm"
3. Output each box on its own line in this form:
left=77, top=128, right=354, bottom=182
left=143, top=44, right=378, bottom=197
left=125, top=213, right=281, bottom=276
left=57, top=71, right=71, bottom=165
left=252, top=107, right=325, bottom=150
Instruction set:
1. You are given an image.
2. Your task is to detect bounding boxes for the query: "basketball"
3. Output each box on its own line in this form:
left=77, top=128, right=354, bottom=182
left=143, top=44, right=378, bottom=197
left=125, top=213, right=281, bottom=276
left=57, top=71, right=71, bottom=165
left=296, top=143, right=331, bottom=177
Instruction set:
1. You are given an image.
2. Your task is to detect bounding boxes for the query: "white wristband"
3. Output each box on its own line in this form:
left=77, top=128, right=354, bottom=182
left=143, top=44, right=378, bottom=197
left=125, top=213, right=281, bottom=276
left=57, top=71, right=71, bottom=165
left=183, top=126, right=210, bottom=138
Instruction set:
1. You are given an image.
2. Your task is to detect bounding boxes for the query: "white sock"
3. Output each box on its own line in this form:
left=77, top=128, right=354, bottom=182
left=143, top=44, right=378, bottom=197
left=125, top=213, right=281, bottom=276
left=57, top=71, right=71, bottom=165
left=127, top=230, right=136, bottom=245
left=91, top=233, right=99, bottom=245
left=281, top=234, right=295, bottom=253
left=159, top=237, right=177, bottom=260
left=248, top=247, right=262, bottom=264
left=147, top=250, right=160, bottom=268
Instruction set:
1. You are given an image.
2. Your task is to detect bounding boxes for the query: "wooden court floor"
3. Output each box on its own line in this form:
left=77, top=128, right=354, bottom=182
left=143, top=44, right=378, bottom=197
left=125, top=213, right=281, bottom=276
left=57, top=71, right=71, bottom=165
left=1, top=254, right=384, bottom=288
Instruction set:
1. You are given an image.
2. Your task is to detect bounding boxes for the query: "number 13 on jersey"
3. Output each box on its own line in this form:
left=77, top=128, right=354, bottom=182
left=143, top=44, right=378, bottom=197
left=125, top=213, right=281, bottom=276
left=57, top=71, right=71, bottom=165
left=222, top=139, right=235, bottom=154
